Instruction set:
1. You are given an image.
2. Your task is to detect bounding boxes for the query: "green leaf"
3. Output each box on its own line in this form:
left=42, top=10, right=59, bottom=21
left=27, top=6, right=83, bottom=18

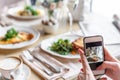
left=4, top=28, right=18, bottom=40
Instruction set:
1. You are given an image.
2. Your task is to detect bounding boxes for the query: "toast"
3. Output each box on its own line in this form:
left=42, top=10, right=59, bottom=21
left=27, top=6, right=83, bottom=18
left=72, top=37, right=84, bottom=50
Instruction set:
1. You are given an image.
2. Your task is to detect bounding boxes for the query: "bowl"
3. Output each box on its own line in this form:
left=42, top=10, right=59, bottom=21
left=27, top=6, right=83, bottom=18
left=42, top=18, right=59, bottom=34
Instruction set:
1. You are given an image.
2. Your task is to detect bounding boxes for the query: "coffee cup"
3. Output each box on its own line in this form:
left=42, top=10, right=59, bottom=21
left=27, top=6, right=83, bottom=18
left=0, top=57, right=23, bottom=80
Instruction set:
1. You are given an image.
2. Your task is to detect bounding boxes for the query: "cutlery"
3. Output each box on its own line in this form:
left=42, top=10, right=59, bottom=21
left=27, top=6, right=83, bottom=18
left=0, top=20, right=12, bottom=27
left=28, top=47, right=61, bottom=73
left=33, top=53, right=61, bottom=73
left=23, top=50, right=53, bottom=76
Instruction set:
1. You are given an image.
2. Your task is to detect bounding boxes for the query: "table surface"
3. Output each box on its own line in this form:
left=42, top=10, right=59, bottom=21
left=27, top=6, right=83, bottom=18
left=0, top=12, right=120, bottom=80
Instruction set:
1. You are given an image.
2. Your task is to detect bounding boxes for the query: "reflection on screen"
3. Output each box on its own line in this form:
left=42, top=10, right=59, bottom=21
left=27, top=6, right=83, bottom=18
left=85, top=41, right=104, bottom=63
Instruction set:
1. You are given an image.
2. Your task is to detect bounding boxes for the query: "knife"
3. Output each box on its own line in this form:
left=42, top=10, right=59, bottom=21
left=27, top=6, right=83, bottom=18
left=33, top=53, right=61, bottom=73
left=23, top=50, right=53, bottom=76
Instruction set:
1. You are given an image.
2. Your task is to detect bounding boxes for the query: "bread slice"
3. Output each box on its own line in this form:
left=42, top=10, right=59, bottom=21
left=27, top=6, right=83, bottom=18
left=72, top=37, right=84, bottom=50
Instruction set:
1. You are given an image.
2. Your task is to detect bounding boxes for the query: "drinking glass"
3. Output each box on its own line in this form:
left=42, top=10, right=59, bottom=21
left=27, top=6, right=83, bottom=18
left=52, top=4, right=69, bottom=34
left=68, top=11, right=73, bottom=33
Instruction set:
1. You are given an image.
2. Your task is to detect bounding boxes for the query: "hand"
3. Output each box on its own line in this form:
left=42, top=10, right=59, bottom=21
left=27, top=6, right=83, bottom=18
left=104, top=48, right=120, bottom=63
left=78, top=48, right=96, bottom=80
left=97, top=49, right=120, bottom=80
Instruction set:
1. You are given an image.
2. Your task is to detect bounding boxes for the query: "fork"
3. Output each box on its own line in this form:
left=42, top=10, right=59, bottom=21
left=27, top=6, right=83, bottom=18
left=28, top=46, right=61, bottom=73
left=33, top=53, right=61, bottom=73
left=23, top=50, right=53, bottom=76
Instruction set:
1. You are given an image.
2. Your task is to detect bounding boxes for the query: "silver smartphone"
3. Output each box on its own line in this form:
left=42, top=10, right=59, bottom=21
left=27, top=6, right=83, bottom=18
left=83, top=35, right=105, bottom=75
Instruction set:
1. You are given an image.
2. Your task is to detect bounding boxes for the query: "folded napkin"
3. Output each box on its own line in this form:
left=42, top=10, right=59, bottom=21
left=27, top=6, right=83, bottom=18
left=20, top=47, right=70, bottom=80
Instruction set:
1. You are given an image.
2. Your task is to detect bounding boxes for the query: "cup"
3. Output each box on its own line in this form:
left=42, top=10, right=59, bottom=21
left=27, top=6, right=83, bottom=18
left=0, top=57, right=23, bottom=80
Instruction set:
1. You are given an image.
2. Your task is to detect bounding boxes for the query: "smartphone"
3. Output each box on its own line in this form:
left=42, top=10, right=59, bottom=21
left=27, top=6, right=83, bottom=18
left=83, top=35, right=105, bottom=75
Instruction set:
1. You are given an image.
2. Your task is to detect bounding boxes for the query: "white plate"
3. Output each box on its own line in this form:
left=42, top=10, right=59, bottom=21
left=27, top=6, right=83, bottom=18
left=0, top=64, right=31, bottom=80
left=7, top=6, right=45, bottom=19
left=41, top=34, right=81, bottom=59
left=0, top=26, right=40, bottom=49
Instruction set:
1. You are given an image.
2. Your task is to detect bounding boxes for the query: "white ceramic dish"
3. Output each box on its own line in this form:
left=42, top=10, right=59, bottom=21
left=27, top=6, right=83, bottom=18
left=42, top=23, right=59, bottom=34
left=0, top=26, right=40, bottom=49
left=7, top=6, right=45, bottom=19
left=0, top=64, right=31, bottom=80
left=41, top=34, right=81, bottom=59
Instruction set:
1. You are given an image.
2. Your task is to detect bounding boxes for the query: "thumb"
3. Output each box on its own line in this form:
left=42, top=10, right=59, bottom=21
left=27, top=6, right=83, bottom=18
left=97, top=61, right=115, bottom=70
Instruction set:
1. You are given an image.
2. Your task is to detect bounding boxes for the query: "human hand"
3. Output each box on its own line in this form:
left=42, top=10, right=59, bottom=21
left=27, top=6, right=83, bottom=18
left=104, top=48, right=120, bottom=63
left=78, top=48, right=95, bottom=80
left=97, top=49, right=120, bottom=80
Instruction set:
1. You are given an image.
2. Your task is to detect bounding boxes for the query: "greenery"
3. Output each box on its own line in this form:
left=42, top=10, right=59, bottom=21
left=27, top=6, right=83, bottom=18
left=49, top=39, right=73, bottom=55
left=54, top=0, right=60, bottom=3
left=25, top=6, right=38, bottom=16
left=3, top=28, right=18, bottom=40
left=48, top=10, right=54, bottom=17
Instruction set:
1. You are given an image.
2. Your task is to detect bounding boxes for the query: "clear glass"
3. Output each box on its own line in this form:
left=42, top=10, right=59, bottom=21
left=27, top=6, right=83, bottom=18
left=68, top=12, right=73, bottom=33
left=51, top=3, right=69, bottom=34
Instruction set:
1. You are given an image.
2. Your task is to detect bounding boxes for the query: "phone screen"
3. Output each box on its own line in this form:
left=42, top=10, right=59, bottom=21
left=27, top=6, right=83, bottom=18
left=85, top=41, right=104, bottom=70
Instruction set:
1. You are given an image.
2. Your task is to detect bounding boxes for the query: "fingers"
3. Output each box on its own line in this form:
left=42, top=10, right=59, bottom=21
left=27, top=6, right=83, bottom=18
left=104, top=48, right=113, bottom=61
left=78, top=48, right=91, bottom=71
left=100, top=77, right=107, bottom=80
left=97, top=61, right=115, bottom=70
left=78, top=73, right=85, bottom=80
left=104, top=48, right=119, bottom=62
left=78, top=48, right=96, bottom=80
left=78, top=49, right=88, bottom=66
left=78, top=59, right=81, bottom=62
left=80, top=68, right=83, bottom=72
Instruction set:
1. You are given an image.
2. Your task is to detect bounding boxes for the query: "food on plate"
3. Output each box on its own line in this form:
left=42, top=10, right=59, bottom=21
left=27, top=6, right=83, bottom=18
left=72, top=37, right=84, bottom=50
left=0, top=28, right=34, bottom=44
left=49, top=37, right=84, bottom=55
left=87, top=55, right=100, bottom=62
left=17, top=6, right=41, bottom=16
left=49, top=39, right=75, bottom=55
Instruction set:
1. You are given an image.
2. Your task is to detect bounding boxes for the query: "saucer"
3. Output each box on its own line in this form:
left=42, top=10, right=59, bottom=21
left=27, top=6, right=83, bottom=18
left=0, top=64, right=31, bottom=80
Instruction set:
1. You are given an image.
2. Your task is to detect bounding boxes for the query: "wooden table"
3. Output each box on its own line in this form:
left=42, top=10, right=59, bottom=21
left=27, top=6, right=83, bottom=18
left=0, top=22, right=81, bottom=80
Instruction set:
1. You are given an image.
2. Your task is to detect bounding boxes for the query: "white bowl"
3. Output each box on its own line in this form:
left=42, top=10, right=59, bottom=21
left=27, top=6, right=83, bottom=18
left=42, top=22, right=59, bottom=34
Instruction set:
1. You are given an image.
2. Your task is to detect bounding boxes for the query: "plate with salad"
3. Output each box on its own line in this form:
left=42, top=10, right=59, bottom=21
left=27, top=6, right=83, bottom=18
left=41, top=34, right=83, bottom=59
left=7, top=6, right=45, bottom=19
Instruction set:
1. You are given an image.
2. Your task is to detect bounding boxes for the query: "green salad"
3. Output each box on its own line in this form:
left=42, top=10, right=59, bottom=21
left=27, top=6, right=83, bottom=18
left=25, top=6, right=38, bottom=16
left=17, top=6, right=39, bottom=16
left=2, top=28, right=18, bottom=41
left=49, top=39, right=73, bottom=55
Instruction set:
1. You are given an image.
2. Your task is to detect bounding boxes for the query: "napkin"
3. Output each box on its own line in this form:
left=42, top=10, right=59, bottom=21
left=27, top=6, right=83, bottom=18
left=20, top=47, right=70, bottom=80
